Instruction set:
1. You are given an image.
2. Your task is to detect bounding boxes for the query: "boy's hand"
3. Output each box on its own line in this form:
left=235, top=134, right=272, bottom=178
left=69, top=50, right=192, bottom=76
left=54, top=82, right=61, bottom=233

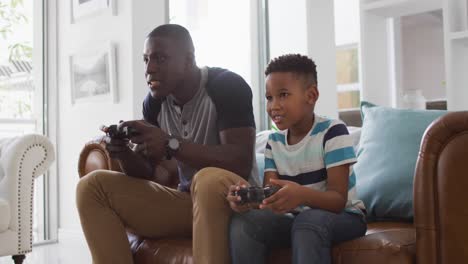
left=227, top=181, right=252, bottom=213
left=260, top=178, right=303, bottom=214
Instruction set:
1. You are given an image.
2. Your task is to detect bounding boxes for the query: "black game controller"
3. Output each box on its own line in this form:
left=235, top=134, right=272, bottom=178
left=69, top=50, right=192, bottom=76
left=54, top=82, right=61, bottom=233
left=104, top=124, right=140, bottom=140
left=233, top=185, right=280, bottom=205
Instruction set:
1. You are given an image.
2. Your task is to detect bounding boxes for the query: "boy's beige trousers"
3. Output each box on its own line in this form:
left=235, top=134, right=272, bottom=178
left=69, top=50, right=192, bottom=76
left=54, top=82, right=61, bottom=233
left=76, top=167, right=243, bottom=264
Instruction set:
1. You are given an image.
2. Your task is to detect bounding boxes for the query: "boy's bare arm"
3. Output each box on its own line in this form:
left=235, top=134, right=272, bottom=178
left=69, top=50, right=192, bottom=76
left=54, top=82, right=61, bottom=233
left=263, top=171, right=279, bottom=187
left=298, top=164, right=349, bottom=213
left=261, top=164, right=350, bottom=214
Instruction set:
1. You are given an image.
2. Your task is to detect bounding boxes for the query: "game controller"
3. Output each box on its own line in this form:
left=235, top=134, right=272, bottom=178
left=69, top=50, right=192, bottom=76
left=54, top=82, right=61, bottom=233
left=103, top=124, right=140, bottom=140
left=232, top=185, right=280, bottom=204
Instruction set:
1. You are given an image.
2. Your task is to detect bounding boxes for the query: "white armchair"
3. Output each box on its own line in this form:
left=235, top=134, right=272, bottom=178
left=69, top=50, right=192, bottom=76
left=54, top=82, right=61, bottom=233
left=0, top=134, right=55, bottom=264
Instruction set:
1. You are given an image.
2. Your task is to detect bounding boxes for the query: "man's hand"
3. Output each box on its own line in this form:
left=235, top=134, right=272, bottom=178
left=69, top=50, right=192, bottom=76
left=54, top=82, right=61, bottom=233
left=227, top=181, right=252, bottom=213
left=259, top=179, right=303, bottom=214
left=100, top=125, right=132, bottom=159
left=119, top=120, right=169, bottom=163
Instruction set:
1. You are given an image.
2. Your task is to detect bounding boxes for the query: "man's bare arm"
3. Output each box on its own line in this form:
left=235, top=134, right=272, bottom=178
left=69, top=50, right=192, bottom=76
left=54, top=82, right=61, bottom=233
left=173, top=127, right=255, bottom=180
left=112, top=147, right=152, bottom=178
left=111, top=144, right=175, bottom=185
left=116, top=121, right=255, bottom=181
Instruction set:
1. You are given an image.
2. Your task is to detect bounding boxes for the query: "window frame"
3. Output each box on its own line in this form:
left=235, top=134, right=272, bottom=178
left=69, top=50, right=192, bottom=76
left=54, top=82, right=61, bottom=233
left=336, top=42, right=361, bottom=110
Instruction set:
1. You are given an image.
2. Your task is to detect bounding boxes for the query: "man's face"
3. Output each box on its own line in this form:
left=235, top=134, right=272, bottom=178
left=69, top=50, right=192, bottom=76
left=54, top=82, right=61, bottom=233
left=265, top=72, right=317, bottom=131
left=143, top=36, right=188, bottom=99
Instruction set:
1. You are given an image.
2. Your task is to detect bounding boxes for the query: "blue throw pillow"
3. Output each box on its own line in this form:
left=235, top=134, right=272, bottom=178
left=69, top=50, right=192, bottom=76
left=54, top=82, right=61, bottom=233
left=354, top=101, right=447, bottom=221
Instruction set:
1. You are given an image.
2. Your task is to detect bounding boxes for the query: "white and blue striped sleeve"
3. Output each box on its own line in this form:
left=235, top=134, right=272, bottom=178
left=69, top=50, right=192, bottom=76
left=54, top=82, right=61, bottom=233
left=323, top=122, right=357, bottom=169
left=264, top=136, right=277, bottom=172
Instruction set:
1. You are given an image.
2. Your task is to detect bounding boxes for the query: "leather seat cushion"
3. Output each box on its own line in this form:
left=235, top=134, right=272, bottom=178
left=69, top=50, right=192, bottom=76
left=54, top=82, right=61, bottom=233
left=331, top=222, right=415, bottom=264
left=128, top=222, right=415, bottom=264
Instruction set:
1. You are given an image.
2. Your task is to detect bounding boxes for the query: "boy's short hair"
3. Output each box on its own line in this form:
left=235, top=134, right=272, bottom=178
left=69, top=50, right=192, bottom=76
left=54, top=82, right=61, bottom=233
left=265, top=54, right=317, bottom=85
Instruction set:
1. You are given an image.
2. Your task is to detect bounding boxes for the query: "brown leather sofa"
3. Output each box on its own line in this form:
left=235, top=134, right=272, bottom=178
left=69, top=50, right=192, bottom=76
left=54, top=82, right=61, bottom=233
left=337, top=100, right=448, bottom=127
left=77, top=111, right=468, bottom=264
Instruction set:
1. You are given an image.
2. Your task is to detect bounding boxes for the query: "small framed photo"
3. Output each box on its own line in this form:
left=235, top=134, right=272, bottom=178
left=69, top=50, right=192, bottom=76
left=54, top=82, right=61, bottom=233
left=69, top=43, right=118, bottom=105
left=71, top=0, right=116, bottom=23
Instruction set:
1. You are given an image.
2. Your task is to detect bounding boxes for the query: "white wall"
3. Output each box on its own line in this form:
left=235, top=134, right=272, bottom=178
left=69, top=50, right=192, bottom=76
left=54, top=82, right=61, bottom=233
left=360, top=1, right=445, bottom=108
left=306, top=0, right=338, bottom=118
left=360, top=12, right=395, bottom=106
left=54, top=0, right=167, bottom=232
left=268, top=0, right=308, bottom=58
left=401, top=12, right=445, bottom=101
left=268, top=0, right=338, bottom=118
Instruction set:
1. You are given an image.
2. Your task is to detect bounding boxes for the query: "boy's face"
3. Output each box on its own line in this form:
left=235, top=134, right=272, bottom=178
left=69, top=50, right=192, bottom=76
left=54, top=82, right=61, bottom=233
left=265, top=72, right=318, bottom=131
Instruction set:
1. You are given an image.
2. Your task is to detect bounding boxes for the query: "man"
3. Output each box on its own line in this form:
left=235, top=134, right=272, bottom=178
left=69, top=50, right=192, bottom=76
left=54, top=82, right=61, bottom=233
left=76, top=24, right=259, bottom=264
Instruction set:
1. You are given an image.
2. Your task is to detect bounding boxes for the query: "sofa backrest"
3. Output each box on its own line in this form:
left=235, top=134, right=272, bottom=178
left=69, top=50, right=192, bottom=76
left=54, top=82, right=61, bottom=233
left=339, top=109, right=362, bottom=127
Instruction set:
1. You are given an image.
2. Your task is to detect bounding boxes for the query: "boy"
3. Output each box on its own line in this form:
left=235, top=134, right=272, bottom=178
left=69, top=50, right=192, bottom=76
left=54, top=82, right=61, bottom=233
left=227, top=54, right=367, bottom=264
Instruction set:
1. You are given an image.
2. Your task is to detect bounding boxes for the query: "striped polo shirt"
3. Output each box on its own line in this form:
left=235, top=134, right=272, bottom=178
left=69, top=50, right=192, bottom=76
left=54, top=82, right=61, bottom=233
left=264, top=114, right=365, bottom=214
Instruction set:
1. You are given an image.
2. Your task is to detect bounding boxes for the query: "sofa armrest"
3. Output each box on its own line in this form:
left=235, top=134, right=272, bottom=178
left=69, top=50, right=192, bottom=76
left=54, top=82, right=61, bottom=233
left=414, top=111, right=468, bottom=264
left=78, top=135, right=122, bottom=178
left=78, top=136, right=180, bottom=188
left=0, top=134, right=55, bottom=254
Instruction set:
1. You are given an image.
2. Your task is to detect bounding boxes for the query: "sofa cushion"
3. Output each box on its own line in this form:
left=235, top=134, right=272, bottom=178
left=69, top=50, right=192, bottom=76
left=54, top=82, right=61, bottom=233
left=331, top=222, right=415, bottom=264
left=0, top=198, right=10, bottom=232
left=256, top=130, right=272, bottom=153
left=267, top=222, right=415, bottom=264
left=134, top=238, right=193, bottom=264
left=256, top=153, right=265, bottom=185
left=128, top=222, right=415, bottom=264
left=348, top=126, right=362, bottom=152
left=354, top=102, right=446, bottom=221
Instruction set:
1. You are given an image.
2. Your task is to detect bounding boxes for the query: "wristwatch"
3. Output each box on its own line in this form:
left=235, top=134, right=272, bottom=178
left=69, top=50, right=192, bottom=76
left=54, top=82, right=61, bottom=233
left=165, top=135, right=181, bottom=160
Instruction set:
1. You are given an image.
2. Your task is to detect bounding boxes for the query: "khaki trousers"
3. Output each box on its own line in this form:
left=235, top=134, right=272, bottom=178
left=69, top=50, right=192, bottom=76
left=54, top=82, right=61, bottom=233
left=76, top=167, right=243, bottom=264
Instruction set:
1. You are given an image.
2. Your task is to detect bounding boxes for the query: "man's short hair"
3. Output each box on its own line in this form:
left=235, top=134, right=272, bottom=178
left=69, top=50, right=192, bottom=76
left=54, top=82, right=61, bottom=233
left=265, top=54, right=317, bottom=85
left=147, top=24, right=195, bottom=53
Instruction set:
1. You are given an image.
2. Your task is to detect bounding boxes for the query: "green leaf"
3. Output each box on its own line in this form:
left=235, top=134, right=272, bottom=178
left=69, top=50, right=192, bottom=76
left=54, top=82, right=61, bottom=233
left=8, top=41, right=33, bottom=61
left=20, top=13, right=27, bottom=22
left=0, top=0, right=28, bottom=40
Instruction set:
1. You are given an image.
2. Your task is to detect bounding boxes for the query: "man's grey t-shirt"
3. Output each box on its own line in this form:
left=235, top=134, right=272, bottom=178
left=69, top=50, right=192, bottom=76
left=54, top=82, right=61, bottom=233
left=142, top=67, right=259, bottom=191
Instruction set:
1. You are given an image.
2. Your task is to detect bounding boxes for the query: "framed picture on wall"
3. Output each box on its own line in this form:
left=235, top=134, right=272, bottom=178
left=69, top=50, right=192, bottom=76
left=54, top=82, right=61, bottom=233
left=71, top=0, right=116, bottom=23
left=69, top=43, right=118, bottom=105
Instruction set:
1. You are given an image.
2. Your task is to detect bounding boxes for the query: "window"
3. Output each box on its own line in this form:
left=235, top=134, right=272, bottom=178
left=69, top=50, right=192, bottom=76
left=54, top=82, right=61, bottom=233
left=334, top=0, right=361, bottom=109
left=169, top=0, right=253, bottom=85
left=336, top=44, right=360, bottom=109
left=0, top=0, right=37, bottom=137
left=0, top=0, right=48, bottom=243
left=169, top=0, right=272, bottom=130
